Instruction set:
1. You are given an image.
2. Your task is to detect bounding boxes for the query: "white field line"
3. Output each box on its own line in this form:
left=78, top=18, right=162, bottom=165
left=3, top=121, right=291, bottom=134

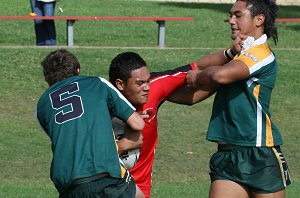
left=0, top=45, right=299, bottom=51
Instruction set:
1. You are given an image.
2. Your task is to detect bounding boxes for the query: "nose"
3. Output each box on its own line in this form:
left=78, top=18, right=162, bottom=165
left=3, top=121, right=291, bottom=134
left=229, top=16, right=235, bottom=25
left=144, top=82, right=150, bottom=91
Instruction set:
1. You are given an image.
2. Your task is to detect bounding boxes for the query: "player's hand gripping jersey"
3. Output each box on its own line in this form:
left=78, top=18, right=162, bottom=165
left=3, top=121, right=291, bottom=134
left=130, top=64, right=196, bottom=197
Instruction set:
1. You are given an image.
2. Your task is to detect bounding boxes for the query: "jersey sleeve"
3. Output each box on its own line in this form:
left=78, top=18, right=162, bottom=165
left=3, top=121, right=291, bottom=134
left=150, top=64, right=195, bottom=78
left=234, top=44, right=275, bottom=78
left=149, top=64, right=194, bottom=99
left=99, top=77, right=135, bottom=122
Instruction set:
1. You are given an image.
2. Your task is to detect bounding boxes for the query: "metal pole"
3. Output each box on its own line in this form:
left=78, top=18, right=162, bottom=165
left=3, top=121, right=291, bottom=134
left=67, top=20, right=75, bottom=47
left=157, top=21, right=165, bottom=49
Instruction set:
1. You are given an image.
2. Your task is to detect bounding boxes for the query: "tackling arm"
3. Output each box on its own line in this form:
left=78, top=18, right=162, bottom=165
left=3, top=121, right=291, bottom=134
left=192, top=33, right=245, bottom=70
left=167, top=83, right=217, bottom=105
left=167, top=34, right=246, bottom=104
left=187, top=60, right=250, bottom=87
left=170, top=59, right=249, bottom=105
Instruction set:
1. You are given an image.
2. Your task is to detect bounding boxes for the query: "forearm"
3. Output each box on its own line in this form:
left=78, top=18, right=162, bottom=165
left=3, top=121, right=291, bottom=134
left=167, top=84, right=217, bottom=105
left=117, top=137, right=137, bottom=155
left=193, top=51, right=230, bottom=70
left=195, top=66, right=222, bottom=85
left=193, top=37, right=242, bottom=70
left=117, top=130, right=142, bottom=155
left=191, top=60, right=249, bottom=86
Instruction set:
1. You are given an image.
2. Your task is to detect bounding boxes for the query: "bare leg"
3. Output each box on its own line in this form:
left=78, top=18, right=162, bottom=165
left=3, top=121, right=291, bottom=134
left=253, top=189, right=285, bottom=198
left=209, top=180, right=251, bottom=198
left=135, top=184, right=145, bottom=198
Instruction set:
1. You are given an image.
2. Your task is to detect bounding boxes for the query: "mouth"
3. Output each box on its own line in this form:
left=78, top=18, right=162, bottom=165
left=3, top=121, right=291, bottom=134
left=142, top=93, right=149, bottom=100
left=231, top=28, right=239, bottom=33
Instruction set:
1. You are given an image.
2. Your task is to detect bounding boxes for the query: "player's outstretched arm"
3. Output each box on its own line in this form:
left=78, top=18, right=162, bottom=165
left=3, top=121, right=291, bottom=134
left=168, top=33, right=247, bottom=105
left=192, top=33, right=245, bottom=70
left=167, top=83, right=217, bottom=105
left=193, top=51, right=230, bottom=70
left=187, top=59, right=249, bottom=87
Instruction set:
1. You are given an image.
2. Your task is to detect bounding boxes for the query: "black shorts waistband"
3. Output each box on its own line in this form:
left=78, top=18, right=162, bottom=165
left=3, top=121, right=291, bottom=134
left=217, top=143, right=247, bottom=151
left=72, top=172, right=109, bottom=184
left=217, top=143, right=280, bottom=151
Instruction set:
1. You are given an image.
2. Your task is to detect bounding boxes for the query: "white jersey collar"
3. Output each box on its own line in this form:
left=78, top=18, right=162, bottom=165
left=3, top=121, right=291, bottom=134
left=242, top=34, right=267, bottom=53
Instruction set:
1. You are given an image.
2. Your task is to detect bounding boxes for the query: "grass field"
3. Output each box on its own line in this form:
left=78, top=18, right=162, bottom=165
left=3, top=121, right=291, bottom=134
left=0, top=0, right=299, bottom=197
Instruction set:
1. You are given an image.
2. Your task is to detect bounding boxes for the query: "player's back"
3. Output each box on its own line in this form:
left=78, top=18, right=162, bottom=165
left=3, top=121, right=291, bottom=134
left=37, top=76, right=128, bottom=193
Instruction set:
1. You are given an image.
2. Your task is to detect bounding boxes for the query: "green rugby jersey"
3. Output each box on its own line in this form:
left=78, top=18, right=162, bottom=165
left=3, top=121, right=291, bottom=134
left=36, top=76, right=135, bottom=193
left=207, top=35, right=283, bottom=147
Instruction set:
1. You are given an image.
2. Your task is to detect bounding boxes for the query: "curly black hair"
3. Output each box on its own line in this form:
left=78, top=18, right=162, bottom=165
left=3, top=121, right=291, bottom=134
left=239, top=0, right=278, bottom=44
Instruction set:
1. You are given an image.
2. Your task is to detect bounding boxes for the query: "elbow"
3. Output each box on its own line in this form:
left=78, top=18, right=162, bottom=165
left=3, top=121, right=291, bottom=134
left=211, top=72, right=230, bottom=84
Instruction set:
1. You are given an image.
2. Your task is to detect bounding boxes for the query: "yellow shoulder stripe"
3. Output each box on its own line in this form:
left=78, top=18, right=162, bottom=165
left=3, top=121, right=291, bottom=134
left=235, top=43, right=271, bottom=69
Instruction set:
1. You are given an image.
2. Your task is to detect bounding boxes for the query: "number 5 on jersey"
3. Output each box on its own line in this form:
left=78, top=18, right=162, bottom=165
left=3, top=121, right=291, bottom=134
left=50, top=82, right=84, bottom=124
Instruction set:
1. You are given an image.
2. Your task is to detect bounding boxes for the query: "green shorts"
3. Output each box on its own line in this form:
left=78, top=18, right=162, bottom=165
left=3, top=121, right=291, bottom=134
left=59, top=171, right=136, bottom=198
left=209, top=145, right=291, bottom=193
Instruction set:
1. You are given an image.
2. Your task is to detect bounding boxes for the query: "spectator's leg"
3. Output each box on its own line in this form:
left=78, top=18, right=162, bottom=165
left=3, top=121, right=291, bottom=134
left=34, top=0, right=46, bottom=45
left=43, top=2, right=56, bottom=45
left=29, top=0, right=36, bottom=12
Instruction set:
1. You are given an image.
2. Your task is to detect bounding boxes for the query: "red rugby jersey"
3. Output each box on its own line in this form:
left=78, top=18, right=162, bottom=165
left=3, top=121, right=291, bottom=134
left=130, top=63, right=196, bottom=197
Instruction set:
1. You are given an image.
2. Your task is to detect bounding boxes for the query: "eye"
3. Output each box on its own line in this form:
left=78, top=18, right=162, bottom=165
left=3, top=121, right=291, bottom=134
left=137, top=78, right=150, bottom=86
left=136, top=81, right=145, bottom=86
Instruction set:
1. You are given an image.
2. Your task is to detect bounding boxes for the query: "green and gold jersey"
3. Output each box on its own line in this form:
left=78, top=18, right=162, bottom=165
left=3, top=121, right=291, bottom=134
left=37, top=76, right=135, bottom=193
left=207, top=34, right=283, bottom=147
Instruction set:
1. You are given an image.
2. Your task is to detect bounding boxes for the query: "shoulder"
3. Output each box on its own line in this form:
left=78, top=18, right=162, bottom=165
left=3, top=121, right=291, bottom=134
left=235, top=35, right=274, bottom=70
left=235, top=43, right=275, bottom=74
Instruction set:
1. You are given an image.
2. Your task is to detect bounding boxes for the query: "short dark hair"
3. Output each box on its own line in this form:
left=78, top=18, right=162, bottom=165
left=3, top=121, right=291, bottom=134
left=239, top=0, right=278, bottom=44
left=41, top=49, right=80, bottom=86
left=109, top=52, right=147, bottom=86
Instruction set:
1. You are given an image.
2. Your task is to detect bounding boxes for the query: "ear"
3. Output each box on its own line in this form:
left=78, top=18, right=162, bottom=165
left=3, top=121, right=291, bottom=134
left=255, top=14, right=265, bottom=27
left=115, top=79, right=125, bottom=91
left=76, top=68, right=80, bottom=74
